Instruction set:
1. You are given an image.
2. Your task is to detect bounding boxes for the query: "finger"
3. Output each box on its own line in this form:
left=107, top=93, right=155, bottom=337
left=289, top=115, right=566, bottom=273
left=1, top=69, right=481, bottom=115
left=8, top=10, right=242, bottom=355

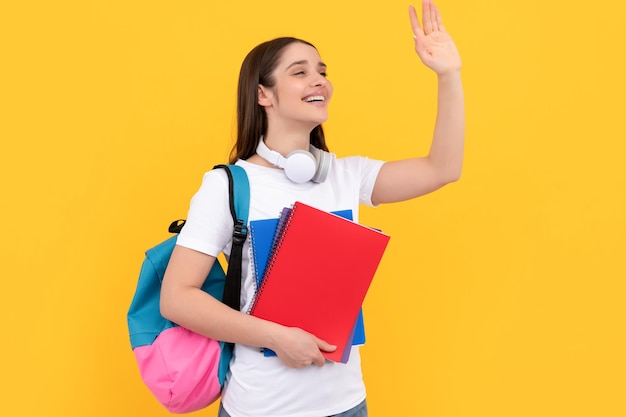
left=434, top=4, right=446, bottom=32
left=316, top=337, right=337, bottom=353
left=312, top=354, right=326, bottom=367
left=429, top=0, right=439, bottom=33
left=408, top=5, right=423, bottom=38
left=422, top=0, right=433, bottom=35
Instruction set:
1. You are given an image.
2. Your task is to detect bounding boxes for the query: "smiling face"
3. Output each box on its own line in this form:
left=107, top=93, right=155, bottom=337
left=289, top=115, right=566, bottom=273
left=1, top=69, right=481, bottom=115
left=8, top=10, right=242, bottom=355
left=258, top=42, right=333, bottom=132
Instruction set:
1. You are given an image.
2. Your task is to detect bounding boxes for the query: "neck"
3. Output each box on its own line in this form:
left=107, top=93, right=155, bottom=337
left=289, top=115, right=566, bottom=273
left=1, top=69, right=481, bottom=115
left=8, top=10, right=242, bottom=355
left=263, top=110, right=320, bottom=154
left=263, top=129, right=312, bottom=157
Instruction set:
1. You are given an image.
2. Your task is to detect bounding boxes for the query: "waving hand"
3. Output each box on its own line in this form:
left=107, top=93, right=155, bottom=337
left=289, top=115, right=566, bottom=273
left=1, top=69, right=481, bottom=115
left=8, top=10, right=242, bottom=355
left=409, top=0, right=462, bottom=75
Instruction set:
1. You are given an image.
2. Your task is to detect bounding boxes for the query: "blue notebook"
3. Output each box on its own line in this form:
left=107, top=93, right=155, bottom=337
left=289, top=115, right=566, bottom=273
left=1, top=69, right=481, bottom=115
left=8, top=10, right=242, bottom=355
left=249, top=208, right=366, bottom=361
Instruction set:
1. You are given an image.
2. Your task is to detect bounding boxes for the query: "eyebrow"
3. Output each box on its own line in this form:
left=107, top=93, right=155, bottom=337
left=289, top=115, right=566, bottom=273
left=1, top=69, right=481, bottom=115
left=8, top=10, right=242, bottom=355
left=285, top=60, right=327, bottom=70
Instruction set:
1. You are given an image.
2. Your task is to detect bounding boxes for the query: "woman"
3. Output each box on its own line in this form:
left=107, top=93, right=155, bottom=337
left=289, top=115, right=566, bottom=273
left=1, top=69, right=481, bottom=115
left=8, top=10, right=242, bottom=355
left=161, top=1, right=464, bottom=416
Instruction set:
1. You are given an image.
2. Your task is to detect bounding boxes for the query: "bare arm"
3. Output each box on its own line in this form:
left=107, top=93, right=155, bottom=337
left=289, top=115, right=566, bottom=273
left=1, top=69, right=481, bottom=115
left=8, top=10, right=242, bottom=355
left=160, top=245, right=336, bottom=368
left=372, top=0, right=464, bottom=205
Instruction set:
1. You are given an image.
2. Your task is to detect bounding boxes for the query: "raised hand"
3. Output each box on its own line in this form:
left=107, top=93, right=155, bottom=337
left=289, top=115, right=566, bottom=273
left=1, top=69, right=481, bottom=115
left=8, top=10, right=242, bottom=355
left=409, top=0, right=462, bottom=75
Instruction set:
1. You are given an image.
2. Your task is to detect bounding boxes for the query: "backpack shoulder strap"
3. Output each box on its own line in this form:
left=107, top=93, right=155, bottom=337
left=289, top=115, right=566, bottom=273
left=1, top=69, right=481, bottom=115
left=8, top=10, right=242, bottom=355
left=213, top=164, right=250, bottom=311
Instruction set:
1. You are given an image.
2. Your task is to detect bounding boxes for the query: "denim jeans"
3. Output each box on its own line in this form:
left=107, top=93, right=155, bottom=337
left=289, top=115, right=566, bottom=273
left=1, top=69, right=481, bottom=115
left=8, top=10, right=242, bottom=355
left=218, top=399, right=367, bottom=417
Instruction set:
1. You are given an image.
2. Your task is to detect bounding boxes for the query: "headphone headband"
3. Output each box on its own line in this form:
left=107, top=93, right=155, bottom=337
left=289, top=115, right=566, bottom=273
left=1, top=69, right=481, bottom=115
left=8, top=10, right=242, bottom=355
left=256, top=139, right=288, bottom=169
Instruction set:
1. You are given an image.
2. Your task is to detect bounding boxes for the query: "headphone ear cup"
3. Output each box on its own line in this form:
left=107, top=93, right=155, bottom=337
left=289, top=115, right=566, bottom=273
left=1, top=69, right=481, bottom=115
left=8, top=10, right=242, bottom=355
left=283, top=150, right=317, bottom=184
left=311, top=147, right=331, bottom=183
left=256, top=137, right=331, bottom=183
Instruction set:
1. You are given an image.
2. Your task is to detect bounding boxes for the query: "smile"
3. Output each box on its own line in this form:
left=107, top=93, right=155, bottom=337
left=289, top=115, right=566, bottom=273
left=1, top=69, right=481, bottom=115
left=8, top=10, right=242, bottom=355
left=303, top=95, right=326, bottom=103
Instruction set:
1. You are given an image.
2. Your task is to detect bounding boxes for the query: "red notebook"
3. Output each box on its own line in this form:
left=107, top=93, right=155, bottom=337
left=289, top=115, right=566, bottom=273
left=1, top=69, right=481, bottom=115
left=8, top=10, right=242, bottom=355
left=250, top=201, right=390, bottom=362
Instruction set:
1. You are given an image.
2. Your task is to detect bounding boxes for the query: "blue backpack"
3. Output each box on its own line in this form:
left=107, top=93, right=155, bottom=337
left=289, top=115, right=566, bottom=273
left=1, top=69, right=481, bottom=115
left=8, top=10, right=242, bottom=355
left=127, top=164, right=249, bottom=414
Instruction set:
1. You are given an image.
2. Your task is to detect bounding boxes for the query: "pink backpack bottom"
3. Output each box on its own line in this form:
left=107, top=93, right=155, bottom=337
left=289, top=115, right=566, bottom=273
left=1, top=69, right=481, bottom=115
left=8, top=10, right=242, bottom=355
left=134, top=326, right=223, bottom=414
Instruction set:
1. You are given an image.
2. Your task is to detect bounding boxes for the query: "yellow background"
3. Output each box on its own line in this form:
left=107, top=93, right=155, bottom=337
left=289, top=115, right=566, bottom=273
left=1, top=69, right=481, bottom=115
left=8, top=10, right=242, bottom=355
left=1, top=0, right=624, bottom=416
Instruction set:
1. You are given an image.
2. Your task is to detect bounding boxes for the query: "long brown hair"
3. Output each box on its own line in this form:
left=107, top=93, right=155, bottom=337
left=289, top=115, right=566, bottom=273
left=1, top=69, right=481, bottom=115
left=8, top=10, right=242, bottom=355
left=229, top=37, right=329, bottom=164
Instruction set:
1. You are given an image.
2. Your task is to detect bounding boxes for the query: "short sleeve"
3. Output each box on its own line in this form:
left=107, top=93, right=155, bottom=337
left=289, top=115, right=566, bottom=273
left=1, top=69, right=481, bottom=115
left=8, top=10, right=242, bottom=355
left=176, top=169, right=233, bottom=257
left=356, top=157, right=385, bottom=207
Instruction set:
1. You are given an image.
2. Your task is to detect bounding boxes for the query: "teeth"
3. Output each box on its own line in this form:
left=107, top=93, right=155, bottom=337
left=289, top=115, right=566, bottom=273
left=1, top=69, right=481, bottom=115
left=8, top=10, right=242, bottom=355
left=304, top=95, right=325, bottom=102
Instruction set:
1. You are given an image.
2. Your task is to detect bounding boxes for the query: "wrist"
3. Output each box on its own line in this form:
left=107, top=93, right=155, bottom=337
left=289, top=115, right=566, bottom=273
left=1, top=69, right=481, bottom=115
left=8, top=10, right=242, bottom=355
left=437, top=69, right=462, bottom=82
left=262, top=320, right=285, bottom=351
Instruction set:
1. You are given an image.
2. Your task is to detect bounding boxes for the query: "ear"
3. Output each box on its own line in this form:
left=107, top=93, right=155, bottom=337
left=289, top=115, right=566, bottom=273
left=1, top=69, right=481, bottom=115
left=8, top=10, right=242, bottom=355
left=258, top=84, right=274, bottom=107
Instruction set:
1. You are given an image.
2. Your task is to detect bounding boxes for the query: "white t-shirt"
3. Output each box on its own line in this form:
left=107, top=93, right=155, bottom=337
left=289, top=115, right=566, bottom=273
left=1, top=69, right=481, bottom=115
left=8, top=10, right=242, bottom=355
left=177, top=155, right=384, bottom=417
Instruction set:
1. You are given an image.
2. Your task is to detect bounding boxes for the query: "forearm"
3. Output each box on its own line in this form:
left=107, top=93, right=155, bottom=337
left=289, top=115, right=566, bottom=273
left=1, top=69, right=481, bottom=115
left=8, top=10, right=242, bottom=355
left=160, top=245, right=286, bottom=350
left=428, top=70, right=465, bottom=182
left=162, top=287, right=285, bottom=350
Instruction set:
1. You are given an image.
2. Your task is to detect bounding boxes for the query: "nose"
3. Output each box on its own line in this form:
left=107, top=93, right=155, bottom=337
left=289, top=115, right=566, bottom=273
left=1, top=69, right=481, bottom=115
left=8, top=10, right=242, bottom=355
left=311, top=73, right=327, bottom=87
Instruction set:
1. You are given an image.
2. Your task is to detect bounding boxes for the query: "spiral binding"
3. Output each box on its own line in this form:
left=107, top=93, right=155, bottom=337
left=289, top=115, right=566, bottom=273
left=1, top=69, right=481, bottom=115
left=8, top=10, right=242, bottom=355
left=249, top=224, right=261, bottom=289
left=249, top=205, right=296, bottom=313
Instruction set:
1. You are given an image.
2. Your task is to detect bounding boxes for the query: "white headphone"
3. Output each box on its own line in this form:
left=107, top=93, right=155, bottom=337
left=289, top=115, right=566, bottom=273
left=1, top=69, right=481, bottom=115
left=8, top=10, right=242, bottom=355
left=256, top=137, right=331, bottom=183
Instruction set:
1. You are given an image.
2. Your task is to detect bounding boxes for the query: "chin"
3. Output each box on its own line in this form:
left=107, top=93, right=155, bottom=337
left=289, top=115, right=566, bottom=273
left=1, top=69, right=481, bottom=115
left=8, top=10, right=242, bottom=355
left=313, top=111, right=330, bottom=124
